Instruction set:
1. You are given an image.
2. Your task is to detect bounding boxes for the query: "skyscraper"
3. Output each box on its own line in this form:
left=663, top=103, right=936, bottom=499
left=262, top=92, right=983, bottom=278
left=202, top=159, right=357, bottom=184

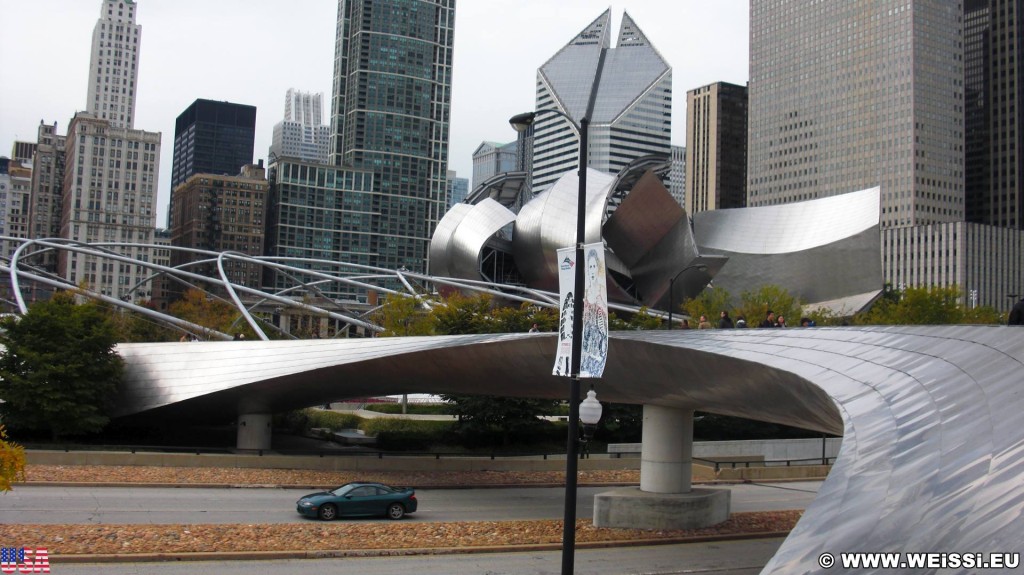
left=747, top=0, right=1023, bottom=312
left=748, top=0, right=964, bottom=228
left=530, top=9, right=672, bottom=193
left=60, top=112, right=161, bottom=300
left=87, top=0, right=141, bottom=129
left=685, top=82, right=747, bottom=214
left=965, top=0, right=1022, bottom=230
left=446, top=170, right=468, bottom=208
left=471, top=141, right=518, bottom=190
left=668, top=145, right=686, bottom=209
left=169, top=164, right=268, bottom=290
left=328, top=0, right=455, bottom=274
left=57, top=0, right=161, bottom=302
left=28, top=121, right=66, bottom=272
left=269, top=89, right=330, bottom=164
left=170, top=99, right=257, bottom=192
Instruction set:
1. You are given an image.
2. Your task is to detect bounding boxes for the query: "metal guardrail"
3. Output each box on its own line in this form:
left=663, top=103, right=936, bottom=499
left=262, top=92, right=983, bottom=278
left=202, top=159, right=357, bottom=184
left=693, top=456, right=836, bottom=471
left=28, top=444, right=592, bottom=460
left=29, top=444, right=832, bottom=467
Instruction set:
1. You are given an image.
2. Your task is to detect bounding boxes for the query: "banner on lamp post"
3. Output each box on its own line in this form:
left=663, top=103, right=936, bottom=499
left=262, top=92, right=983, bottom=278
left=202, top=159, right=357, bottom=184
left=553, top=242, right=608, bottom=378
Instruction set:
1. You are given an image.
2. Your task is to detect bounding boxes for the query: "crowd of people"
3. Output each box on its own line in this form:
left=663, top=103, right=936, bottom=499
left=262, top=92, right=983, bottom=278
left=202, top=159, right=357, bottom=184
left=685, top=309, right=815, bottom=329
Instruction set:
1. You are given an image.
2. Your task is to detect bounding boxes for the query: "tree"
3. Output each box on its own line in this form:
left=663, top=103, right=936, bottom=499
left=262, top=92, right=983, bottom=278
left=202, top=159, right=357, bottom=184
left=0, top=292, right=125, bottom=439
left=0, top=424, right=26, bottom=491
left=429, top=292, right=495, bottom=335
left=373, top=295, right=433, bottom=336
left=107, top=300, right=177, bottom=343
left=855, top=285, right=1001, bottom=325
left=168, top=288, right=258, bottom=339
left=430, top=293, right=560, bottom=446
left=680, top=287, right=734, bottom=327
left=609, top=306, right=662, bottom=331
left=738, top=285, right=801, bottom=327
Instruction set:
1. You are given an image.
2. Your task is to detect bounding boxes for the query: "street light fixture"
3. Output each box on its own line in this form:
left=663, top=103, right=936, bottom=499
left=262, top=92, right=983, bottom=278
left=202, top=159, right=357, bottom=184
left=511, top=108, right=595, bottom=575
left=667, top=264, right=709, bottom=330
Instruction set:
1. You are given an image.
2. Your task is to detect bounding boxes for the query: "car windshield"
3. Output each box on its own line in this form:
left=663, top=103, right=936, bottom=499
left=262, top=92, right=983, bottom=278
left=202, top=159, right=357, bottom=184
left=330, top=483, right=358, bottom=497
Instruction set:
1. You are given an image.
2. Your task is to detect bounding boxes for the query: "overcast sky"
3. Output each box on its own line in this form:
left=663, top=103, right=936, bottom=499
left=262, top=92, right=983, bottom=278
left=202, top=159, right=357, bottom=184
left=0, top=0, right=748, bottom=227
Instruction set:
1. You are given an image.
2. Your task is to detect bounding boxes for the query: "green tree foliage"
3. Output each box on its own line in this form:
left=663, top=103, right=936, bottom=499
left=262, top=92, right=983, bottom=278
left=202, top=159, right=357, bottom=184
left=429, top=292, right=495, bottom=334
left=373, top=295, right=433, bottom=336
left=738, top=285, right=802, bottom=327
left=430, top=293, right=560, bottom=446
left=0, top=424, right=26, bottom=491
left=609, top=306, right=663, bottom=331
left=855, top=285, right=1001, bottom=325
left=0, top=292, right=125, bottom=439
left=680, top=287, right=734, bottom=327
left=803, top=306, right=849, bottom=327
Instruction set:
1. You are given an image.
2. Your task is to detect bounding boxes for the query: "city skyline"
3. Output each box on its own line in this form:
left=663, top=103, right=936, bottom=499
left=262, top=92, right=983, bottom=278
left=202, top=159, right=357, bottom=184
left=0, top=0, right=749, bottom=227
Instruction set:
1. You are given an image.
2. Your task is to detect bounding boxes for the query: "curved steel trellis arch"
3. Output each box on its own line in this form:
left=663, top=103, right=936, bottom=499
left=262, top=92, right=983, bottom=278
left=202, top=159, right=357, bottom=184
left=0, top=237, right=659, bottom=340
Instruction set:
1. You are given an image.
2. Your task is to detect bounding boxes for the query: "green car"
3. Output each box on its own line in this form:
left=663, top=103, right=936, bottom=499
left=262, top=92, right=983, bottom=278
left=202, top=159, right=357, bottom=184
left=296, top=481, right=418, bottom=521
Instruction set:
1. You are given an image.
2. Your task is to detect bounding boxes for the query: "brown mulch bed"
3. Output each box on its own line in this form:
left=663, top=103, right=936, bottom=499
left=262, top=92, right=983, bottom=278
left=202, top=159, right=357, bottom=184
left=1, top=513, right=801, bottom=556
left=10, top=465, right=799, bottom=557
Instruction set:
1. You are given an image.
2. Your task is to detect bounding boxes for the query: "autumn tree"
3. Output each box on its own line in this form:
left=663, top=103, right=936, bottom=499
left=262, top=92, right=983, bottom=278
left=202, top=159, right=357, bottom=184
left=168, top=288, right=258, bottom=339
left=0, top=292, right=124, bottom=439
left=0, top=425, right=26, bottom=492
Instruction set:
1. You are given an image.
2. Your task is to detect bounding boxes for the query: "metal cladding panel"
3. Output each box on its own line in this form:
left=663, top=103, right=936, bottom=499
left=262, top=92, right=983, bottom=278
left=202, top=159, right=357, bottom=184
left=428, top=203, right=473, bottom=278
left=511, top=168, right=614, bottom=292
left=603, top=170, right=688, bottom=268
left=448, top=199, right=516, bottom=280
left=602, top=170, right=718, bottom=307
left=694, top=187, right=882, bottom=307
left=115, top=326, right=1024, bottom=573
left=695, top=187, right=880, bottom=253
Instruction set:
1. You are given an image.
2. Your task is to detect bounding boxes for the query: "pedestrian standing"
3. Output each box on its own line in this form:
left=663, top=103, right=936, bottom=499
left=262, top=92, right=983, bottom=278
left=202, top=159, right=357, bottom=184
left=1009, top=297, right=1024, bottom=325
left=718, top=310, right=734, bottom=329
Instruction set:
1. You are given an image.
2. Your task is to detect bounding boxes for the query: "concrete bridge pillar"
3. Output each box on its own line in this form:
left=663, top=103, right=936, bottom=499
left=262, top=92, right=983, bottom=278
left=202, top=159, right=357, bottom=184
left=593, top=405, right=730, bottom=530
left=237, top=413, right=272, bottom=450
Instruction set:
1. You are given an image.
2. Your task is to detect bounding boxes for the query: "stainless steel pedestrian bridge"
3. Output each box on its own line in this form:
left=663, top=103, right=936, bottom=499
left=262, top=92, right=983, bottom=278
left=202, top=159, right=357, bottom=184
left=114, top=325, right=1024, bottom=574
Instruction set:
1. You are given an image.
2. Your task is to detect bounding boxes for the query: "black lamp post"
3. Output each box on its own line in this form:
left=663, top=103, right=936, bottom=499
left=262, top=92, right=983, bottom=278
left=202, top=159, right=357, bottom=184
left=511, top=108, right=596, bottom=575
left=667, top=264, right=708, bottom=330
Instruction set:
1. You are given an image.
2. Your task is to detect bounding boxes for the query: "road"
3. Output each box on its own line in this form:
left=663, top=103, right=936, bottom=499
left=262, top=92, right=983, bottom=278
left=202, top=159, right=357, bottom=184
left=46, top=538, right=788, bottom=575
left=3, top=481, right=821, bottom=524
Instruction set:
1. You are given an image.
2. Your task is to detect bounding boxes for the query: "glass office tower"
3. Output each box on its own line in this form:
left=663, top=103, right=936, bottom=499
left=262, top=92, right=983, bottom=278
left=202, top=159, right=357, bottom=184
left=329, top=0, right=455, bottom=275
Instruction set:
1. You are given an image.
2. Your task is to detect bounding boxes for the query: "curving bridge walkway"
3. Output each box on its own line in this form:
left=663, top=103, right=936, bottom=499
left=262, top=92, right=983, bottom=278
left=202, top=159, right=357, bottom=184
left=115, top=326, right=1024, bottom=574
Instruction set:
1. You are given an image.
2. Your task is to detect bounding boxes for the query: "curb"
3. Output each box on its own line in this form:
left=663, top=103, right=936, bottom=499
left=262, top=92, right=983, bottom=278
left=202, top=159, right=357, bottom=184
left=50, top=531, right=793, bottom=564
left=18, top=481, right=646, bottom=490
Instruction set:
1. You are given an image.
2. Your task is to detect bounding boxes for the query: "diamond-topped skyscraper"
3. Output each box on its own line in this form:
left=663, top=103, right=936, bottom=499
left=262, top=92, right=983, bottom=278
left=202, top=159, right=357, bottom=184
left=529, top=10, right=672, bottom=193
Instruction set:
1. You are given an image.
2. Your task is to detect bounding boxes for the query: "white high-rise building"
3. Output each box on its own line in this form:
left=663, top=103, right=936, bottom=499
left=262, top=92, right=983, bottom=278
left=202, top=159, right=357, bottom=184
left=530, top=9, right=672, bottom=193
left=87, top=0, right=141, bottom=129
left=269, top=89, right=330, bottom=164
left=285, top=88, right=323, bottom=126
left=60, top=113, right=160, bottom=300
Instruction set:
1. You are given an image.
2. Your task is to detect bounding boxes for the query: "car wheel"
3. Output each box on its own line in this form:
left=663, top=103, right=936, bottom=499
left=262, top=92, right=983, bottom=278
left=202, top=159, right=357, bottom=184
left=387, top=502, right=405, bottom=520
left=318, top=504, right=338, bottom=521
